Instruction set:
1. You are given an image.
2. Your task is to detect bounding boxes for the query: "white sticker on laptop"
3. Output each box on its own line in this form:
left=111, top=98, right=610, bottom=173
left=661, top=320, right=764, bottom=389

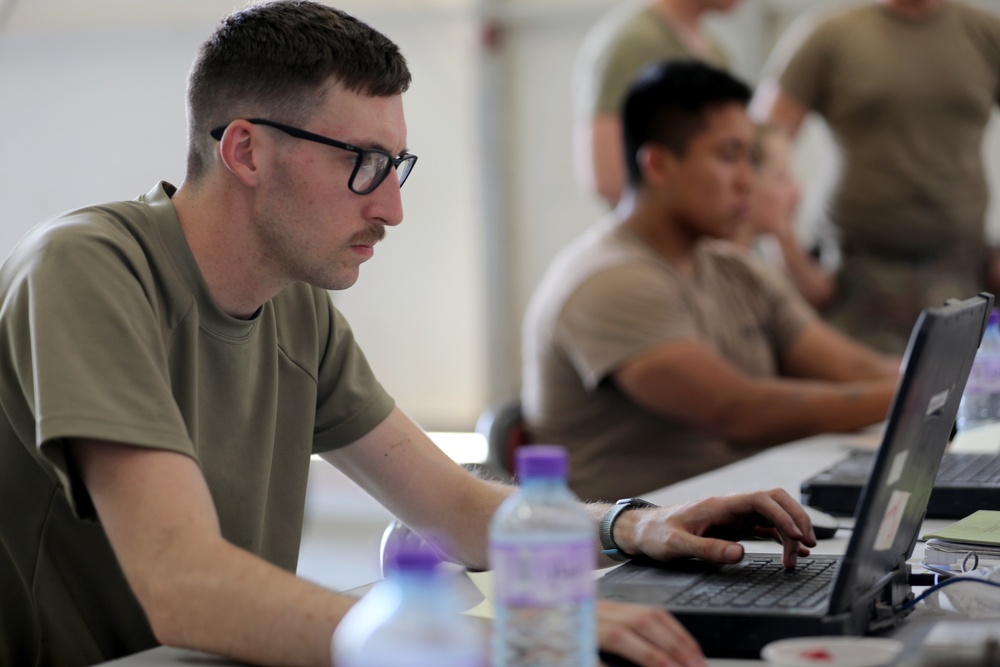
left=886, top=450, right=908, bottom=487
left=873, top=489, right=910, bottom=551
left=926, top=388, right=949, bottom=416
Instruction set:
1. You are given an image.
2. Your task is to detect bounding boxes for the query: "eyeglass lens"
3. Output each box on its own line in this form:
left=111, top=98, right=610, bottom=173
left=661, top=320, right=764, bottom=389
left=352, top=152, right=417, bottom=195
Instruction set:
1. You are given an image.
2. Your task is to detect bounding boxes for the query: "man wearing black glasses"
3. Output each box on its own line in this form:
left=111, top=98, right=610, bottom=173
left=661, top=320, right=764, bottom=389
left=0, top=3, right=818, bottom=667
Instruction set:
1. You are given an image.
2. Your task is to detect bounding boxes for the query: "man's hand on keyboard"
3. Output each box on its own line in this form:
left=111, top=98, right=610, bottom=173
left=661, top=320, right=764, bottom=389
left=612, top=488, right=817, bottom=569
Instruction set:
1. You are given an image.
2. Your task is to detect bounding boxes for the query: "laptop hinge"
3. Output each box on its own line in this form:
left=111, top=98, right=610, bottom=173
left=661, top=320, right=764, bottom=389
left=870, top=565, right=914, bottom=632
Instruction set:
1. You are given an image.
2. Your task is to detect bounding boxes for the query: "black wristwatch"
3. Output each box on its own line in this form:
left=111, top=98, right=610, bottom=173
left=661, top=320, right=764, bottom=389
left=599, top=497, right=658, bottom=562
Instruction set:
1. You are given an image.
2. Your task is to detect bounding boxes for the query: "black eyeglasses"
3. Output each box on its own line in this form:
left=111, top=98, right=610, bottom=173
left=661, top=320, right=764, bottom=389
left=210, top=118, right=417, bottom=195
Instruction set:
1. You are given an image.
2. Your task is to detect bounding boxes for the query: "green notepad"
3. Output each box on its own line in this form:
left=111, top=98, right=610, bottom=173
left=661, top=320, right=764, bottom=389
left=922, top=510, right=1000, bottom=546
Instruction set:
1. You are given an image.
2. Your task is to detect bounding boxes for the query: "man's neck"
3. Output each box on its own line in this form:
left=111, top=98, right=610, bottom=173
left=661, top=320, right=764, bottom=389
left=617, top=193, right=699, bottom=277
left=170, top=179, right=285, bottom=319
left=655, top=0, right=704, bottom=30
left=878, top=0, right=945, bottom=19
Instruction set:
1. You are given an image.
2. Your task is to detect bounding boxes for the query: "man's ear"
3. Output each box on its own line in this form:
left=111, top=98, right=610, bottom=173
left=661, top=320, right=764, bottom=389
left=216, top=120, right=264, bottom=188
left=637, top=143, right=678, bottom=188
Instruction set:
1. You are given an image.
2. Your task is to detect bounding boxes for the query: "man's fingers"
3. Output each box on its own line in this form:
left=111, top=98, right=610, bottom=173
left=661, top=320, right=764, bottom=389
left=689, top=536, right=745, bottom=564
left=743, top=489, right=815, bottom=548
left=635, top=490, right=816, bottom=568
left=763, top=489, right=817, bottom=546
left=651, top=525, right=745, bottom=563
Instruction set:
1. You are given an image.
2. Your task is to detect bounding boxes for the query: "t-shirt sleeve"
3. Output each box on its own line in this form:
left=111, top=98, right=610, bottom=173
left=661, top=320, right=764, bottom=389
left=971, top=8, right=1000, bottom=104
left=556, top=264, right=696, bottom=390
left=585, top=19, right=689, bottom=117
left=1, top=217, right=194, bottom=520
left=311, top=297, right=395, bottom=453
left=744, top=258, right=818, bottom=356
left=595, top=45, right=669, bottom=116
left=765, top=10, right=834, bottom=114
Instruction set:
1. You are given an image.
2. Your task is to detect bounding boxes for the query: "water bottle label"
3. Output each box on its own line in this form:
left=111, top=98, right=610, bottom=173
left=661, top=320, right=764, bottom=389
left=490, top=539, right=595, bottom=607
left=967, top=355, right=1000, bottom=394
left=341, top=650, right=485, bottom=667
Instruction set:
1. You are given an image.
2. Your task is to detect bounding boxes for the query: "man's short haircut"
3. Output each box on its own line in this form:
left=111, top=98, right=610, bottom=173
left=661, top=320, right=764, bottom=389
left=621, top=60, right=751, bottom=187
left=186, top=0, right=411, bottom=180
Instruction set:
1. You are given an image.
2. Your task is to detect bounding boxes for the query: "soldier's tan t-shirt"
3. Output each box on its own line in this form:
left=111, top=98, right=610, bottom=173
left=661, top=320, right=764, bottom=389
left=767, top=1, right=1000, bottom=258
left=521, top=219, right=815, bottom=502
left=761, top=1, right=1000, bottom=353
left=574, top=2, right=730, bottom=121
left=0, top=182, right=394, bottom=667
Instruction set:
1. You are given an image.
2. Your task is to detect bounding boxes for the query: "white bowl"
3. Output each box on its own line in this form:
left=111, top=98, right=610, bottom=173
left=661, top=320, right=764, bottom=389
left=761, top=637, right=903, bottom=667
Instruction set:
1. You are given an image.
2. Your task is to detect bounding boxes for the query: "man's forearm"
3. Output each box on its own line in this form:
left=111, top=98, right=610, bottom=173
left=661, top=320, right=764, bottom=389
left=144, top=538, right=355, bottom=667
left=719, top=377, right=896, bottom=447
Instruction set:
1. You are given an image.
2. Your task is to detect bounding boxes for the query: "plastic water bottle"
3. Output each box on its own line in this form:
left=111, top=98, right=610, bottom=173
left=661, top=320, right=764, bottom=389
left=489, top=445, right=596, bottom=667
left=331, top=543, right=486, bottom=667
left=958, top=309, right=1000, bottom=432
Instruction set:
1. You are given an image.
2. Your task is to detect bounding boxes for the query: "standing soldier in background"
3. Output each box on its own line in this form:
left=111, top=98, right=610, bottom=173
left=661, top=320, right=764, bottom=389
left=574, top=0, right=742, bottom=208
left=752, top=0, right=1000, bottom=354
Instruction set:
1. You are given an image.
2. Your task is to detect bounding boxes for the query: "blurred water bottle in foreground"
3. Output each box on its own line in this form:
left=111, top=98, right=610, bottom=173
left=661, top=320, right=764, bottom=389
left=958, top=309, right=1000, bottom=432
left=489, top=445, right=596, bottom=667
left=332, top=541, right=486, bottom=667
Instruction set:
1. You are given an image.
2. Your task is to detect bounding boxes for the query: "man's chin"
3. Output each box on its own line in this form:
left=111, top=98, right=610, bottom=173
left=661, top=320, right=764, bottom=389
left=312, top=269, right=361, bottom=292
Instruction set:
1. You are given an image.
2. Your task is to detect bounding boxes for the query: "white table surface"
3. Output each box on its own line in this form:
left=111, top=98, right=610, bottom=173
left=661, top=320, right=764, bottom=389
left=98, top=431, right=966, bottom=666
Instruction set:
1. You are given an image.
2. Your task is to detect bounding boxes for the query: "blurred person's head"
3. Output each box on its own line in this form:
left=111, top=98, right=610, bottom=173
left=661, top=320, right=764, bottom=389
left=881, top=0, right=944, bottom=12
left=663, top=0, right=744, bottom=16
left=622, top=60, right=754, bottom=239
left=746, top=124, right=800, bottom=238
left=622, top=60, right=752, bottom=186
left=701, top=0, right=742, bottom=12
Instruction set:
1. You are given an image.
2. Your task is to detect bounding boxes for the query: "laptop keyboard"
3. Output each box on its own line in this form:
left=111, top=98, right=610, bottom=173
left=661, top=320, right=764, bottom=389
left=670, top=556, right=840, bottom=609
left=937, top=452, right=1000, bottom=483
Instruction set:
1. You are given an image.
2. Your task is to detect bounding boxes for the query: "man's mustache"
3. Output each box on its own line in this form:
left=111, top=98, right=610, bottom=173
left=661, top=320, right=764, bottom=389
left=349, top=226, right=386, bottom=246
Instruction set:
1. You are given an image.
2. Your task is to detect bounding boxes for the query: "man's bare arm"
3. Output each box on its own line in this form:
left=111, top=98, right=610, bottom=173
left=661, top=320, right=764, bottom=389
left=781, top=321, right=902, bottom=382
left=321, top=407, right=513, bottom=570
left=613, top=339, right=896, bottom=447
left=72, top=439, right=354, bottom=667
left=771, top=230, right=837, bottom=310
left=749, top=80, right=808, bottom=138
left=574, top=113, right=627, bottom=207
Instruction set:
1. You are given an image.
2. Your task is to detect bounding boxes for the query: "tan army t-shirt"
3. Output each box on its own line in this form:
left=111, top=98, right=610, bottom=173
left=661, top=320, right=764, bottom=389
left=574, top=3, right=730, bottom=121
left=769, top=1, right=1000, bottom=257
left=522, top=219, right=815, bottom=501
left=0, top=182, right=394, bottom=666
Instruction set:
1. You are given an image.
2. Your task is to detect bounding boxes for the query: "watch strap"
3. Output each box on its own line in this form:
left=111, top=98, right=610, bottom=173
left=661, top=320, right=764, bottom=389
left=599, top=497, right=657, bottom=562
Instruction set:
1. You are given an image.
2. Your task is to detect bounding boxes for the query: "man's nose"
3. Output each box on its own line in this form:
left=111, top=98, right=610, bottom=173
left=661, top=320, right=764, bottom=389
left=736, top=158, right=754, bottom=192
left=367, top=171, right=405, bottom=227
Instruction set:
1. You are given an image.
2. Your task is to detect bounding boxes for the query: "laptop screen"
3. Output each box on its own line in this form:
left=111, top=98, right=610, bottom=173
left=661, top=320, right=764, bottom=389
left=828, top=294, right=992, bottom=612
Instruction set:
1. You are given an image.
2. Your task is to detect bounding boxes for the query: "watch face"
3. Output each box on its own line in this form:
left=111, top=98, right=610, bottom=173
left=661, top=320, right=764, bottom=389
left=619, top=498, right=653, bottom=508
left=602, top=499, right=658, bottom=562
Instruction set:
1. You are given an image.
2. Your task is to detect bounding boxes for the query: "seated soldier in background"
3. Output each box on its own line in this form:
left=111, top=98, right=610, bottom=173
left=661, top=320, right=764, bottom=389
left=522, top=60, right=900, bottom=502
left=730, top=123, right=835, bottom=311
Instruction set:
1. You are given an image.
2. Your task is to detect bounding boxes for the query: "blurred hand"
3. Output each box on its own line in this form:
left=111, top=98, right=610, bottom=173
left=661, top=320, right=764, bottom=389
left=988, top=249, right=1000, bottom=297
left=596, top=600, right=706, bottom=667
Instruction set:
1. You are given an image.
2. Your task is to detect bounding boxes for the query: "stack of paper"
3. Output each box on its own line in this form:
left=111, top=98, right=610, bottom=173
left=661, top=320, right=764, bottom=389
left=921, top=510, right=1000, bottom=574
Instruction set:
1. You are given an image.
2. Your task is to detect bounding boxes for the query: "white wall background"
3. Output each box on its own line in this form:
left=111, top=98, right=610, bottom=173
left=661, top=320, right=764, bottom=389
left=2, top=0, right=999, bottom=432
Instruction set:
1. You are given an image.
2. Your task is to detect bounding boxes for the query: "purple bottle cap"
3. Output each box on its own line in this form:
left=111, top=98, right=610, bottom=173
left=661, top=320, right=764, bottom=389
left=515, top=444, right=568, bottom=479
left=384, top=540, right=440, bottom=575
left=990, top=309, right=999, bottom=327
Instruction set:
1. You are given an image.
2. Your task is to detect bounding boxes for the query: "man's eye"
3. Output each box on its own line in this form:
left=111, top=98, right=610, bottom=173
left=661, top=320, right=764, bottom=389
left=360, top=152, right=384, bottom=171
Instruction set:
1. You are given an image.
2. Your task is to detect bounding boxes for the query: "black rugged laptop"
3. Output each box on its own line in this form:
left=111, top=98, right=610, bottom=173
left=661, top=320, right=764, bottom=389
left=598, top=294, right=993, bottom=658
left=801, top=448, right=1000, bottom=519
